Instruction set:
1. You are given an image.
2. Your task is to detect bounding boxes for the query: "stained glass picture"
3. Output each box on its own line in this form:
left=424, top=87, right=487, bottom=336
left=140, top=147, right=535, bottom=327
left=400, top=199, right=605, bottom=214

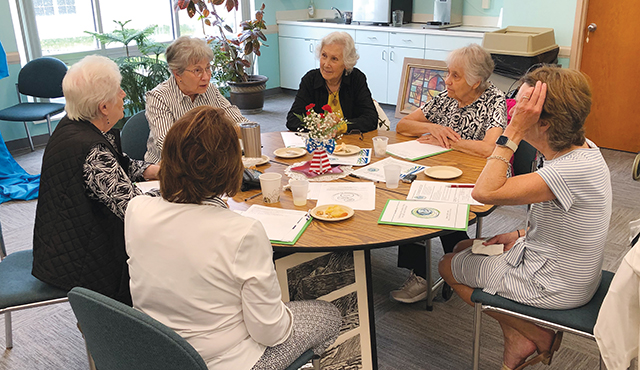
left=395, top=58, right=448, bottom=118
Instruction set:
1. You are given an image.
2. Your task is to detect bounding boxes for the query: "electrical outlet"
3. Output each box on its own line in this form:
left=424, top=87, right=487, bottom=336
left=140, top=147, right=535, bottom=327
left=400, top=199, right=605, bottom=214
left=482, top=0, right=490, bottom=9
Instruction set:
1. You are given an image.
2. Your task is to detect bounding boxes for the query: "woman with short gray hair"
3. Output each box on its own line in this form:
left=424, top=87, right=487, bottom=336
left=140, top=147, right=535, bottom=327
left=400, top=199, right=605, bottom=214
left=286, top=31, right=378, bottom=133
left=392, top=44, right=507, bottom=305
left=33, top=55, right=160, bottom=306
left=144, top=36, right=248, bottom=163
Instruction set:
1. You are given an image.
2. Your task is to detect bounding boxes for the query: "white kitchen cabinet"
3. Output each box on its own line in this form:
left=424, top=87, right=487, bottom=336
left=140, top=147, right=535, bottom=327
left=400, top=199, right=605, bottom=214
left=355, top=43, right=389, bottom=104
left=387, top=46, right=425, bottom=104
left=279, top=37, right=317, bottom=89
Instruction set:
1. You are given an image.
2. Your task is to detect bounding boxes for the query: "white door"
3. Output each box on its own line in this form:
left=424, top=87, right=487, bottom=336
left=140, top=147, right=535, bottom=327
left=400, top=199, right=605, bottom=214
left=279, top=37, right=317, bottom=89
left=387, top=47, right=425, bottom=105
left=356, top=44, right=389, bottom=104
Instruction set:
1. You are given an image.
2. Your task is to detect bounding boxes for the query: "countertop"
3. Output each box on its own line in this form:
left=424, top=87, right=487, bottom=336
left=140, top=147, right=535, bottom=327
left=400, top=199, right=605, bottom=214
left=277, top=19, right=498, bottom=38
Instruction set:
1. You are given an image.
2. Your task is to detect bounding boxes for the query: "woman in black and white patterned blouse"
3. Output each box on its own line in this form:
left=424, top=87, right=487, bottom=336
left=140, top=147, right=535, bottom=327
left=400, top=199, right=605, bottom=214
left=397, top=43, right=507, bottom=158
left=391, top=44, right=508, bottom=305
left=33, top=55, right=160, bottom=305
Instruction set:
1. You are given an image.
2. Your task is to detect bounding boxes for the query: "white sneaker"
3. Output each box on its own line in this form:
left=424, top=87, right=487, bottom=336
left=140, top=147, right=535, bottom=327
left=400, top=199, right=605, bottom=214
left=390, top=271, right=428, bottom=303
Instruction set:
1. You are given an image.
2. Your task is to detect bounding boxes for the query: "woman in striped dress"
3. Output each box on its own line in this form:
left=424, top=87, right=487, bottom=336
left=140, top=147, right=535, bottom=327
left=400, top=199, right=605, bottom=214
left=439, top=66, right=612, bottom=370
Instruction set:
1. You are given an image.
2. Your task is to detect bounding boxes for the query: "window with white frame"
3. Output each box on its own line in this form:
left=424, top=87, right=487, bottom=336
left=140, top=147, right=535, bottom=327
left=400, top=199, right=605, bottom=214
left=19, top=0, right=245, bottom=59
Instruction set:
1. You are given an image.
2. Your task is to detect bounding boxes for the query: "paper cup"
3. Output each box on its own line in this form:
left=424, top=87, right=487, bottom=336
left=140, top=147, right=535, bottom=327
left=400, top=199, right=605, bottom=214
left=384, top=164, right=401, bottom=189
left=289, top=179, right=309, bottom=206
left=259, top=173, right=282, bottom=203
left=372, top=136, right=389, bottom=157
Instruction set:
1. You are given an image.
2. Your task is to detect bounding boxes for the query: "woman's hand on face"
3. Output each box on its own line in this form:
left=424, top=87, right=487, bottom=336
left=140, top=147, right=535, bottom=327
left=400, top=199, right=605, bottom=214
left=143, top=164, right=160, bottom=181
left=424, top=124, right=461, bottom=148
left=484, top=230, right=521, bottom=252
left=509, top=81, right=547, bottom=136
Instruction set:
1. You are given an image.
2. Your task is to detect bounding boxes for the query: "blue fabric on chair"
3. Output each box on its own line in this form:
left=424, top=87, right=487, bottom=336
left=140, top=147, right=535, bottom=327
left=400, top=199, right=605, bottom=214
left=120, top=110, right=150, bottom=161
left=0, top=132, right=39, bottom=204
left=471, top=270, right=614, bottom=335
left=0, top=56, right=67, bottom=151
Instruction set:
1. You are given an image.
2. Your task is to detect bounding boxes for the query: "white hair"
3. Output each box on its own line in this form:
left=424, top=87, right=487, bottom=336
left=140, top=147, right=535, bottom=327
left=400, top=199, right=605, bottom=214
left=316, top=31, right=359, bottom=74
left=447, top=44, right=494, bottom=91
left=62, top=55, right=122, bottom=122
left=166, top=36, right=214, bottom=74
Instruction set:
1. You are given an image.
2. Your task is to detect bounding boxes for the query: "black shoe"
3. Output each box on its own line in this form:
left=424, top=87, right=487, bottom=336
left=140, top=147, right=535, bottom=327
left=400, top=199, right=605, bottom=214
left=442, top=282, right=453, bottom=301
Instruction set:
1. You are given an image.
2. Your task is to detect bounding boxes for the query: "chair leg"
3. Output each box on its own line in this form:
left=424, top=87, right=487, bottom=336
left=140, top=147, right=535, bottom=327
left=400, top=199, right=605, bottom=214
left=5, top=312, right=13, bottom=349
left=599, top=354, right=605, bottom=370
left=22, top=122, right=34, bottom=151
left=45, top=115, right=53, bottom=137
left=472, top=303, right=482, bottom=370
left=312, top=354, right=321, bottom=370
left=425, top=239, right=434, bottom=311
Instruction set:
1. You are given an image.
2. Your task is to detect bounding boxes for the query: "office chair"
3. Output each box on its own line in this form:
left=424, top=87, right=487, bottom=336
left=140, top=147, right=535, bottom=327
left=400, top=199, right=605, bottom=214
left=0, top=220, right=69, bottom=349
left=0, top=57, right=67, bottom=151
left=68, top=287, right=321, bottom=370
left=120, top=110, right=150, bottom=160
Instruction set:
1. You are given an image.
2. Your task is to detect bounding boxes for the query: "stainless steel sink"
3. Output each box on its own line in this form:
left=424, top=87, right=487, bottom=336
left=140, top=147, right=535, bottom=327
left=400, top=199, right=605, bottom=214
left=298, top=18, right=344, bottom=24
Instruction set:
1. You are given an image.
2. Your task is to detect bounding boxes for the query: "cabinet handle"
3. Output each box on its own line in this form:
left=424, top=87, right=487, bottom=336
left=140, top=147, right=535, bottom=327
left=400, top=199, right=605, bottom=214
left=368, top=37, right=377, bottom=40
left=390, top=51, right=395, bottom=61
left=382, top=50, right=387, bottom=61
left=309, top=43, right=313, bottom=53
left=402, top=39, right=412, bottom=43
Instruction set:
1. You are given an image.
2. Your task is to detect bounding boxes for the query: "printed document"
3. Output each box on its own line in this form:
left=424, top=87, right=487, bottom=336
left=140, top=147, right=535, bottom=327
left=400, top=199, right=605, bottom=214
left=242, top=205, right=311, bottom=244
left=351, top=157, right=426, bottom=183
left=386, top=140, right=451, bottom=161
left=407, top=180, right=483, bottom=205
left=316, top=182, right=376, bottom=210
left=378, top=199, right=469, bottom=231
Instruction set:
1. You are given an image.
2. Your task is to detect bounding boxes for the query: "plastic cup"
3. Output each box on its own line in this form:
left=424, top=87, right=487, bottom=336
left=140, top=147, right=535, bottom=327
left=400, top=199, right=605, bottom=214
left=384, top=164, right=401, bottom=188
left=259, top=173, right=282, bottom=203
left=372, top=136, right=389, bottom=157
left=290, top=179, right=309, bottom=206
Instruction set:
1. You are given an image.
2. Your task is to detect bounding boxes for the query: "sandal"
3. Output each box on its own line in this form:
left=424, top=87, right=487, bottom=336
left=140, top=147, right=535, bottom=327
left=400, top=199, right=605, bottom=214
left=513, top=351, right=550, bottom=370
left=542, top=331, right=563, bottom=366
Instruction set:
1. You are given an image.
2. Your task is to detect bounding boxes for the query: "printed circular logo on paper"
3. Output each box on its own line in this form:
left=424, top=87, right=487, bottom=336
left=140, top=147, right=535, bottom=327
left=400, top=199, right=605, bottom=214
left=411, top=207, right=440, bottom=219
left=332, top=192, right=361, bottom=203
left=367, top=168, right=380, bottom=172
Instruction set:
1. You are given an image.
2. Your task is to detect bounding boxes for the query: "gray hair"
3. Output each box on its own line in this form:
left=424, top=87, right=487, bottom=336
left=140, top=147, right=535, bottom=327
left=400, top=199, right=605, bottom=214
left=447, top=44, right=494, bottom=91
left=62, top=55, right=122, bottom=122
left=166, top=36, right=214, bottom=74
left=316, top=31, right=359, bottom=74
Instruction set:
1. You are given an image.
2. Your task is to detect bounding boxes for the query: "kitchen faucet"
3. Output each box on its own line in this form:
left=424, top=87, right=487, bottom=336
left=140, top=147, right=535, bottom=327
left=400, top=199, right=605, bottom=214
left=330, top=7, right=343, bottom=20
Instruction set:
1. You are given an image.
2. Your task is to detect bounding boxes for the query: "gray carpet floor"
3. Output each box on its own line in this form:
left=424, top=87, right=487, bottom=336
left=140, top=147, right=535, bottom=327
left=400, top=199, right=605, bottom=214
left=1, top=90, right=638, bottom=370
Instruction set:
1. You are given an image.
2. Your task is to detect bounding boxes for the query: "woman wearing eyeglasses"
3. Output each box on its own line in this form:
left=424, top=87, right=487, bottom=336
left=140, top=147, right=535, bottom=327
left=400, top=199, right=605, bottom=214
left=144, top=36, right=249, bottom=163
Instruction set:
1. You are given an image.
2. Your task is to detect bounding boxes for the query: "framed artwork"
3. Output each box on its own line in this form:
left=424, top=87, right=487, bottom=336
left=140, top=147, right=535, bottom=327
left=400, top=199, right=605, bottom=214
left=275, top=250, right=374, bottom=370
left=395, top=58, right=448, bottom=119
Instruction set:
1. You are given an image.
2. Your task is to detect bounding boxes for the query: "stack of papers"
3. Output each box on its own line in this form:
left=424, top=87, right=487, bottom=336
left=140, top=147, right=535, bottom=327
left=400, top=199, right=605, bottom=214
left=386, top=140, right=451, bottom=161
left=378, top=199, right=469, bottom=231
left=351, top=157, right=426, bottom=183
left=242, top=205, right=312, bottom=244
left=327, top=148, right=371, bottom=166
left=471, top=239, right=504, bottom=255
left=316, top=182, right=376, bottom=210
left=407, top=181, right=483, bottom=206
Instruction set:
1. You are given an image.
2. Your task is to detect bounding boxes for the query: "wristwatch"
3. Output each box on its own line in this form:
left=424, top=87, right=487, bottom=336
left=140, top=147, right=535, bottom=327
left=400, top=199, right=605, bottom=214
left=496, top=135, right=518, bottom=152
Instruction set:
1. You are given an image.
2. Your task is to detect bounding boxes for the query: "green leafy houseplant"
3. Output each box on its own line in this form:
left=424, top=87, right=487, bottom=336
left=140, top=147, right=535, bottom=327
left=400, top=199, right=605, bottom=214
left=86, top=20, right=171, bottom=118
left=176, top=0, right=268, bottom=83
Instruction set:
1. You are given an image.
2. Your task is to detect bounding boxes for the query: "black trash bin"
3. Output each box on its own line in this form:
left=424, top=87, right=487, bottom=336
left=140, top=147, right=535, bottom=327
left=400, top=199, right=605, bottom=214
left=482, top=26, right=559, bottom=80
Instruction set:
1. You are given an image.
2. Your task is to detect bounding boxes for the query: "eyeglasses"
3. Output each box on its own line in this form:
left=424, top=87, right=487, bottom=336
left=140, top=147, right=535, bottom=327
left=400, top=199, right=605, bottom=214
left=184, top=65, right=213, bottom=79
left=346, top=129, right=364, bottom=141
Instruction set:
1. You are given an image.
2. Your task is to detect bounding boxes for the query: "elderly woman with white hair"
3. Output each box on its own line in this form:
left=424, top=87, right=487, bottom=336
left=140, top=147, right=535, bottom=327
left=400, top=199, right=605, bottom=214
left=397, top=43, right=507, bottom=157
left=391, top=44, right=508, bottom=304
left=32, top=55, right=160, bottom=306
left=286, top=31, right=378, bottom=133
left=144, top=36, right=248, bottom=163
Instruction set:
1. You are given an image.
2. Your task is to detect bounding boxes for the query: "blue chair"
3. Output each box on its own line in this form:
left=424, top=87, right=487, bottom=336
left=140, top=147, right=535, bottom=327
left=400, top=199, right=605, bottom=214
left=0, top=220, right=69, bottom=349
left=120, top=110, right=150, bottom=160
left=68, top=287, right=321, bottom=370
left=0, top=57, right=67, bottom=151
left=470, top=270, right=614, bottom=370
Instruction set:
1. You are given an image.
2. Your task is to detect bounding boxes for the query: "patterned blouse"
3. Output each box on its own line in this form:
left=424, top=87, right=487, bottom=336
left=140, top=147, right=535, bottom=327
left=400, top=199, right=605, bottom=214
left=421, top=82, right=507, bottom=140
left=83, top=131, right=156, bottom=221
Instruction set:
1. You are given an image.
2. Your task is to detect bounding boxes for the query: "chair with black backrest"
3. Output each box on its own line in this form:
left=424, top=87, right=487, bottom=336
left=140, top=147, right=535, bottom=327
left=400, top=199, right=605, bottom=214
left=0, top=220, right=69, bottom=349
left=470, top=270, right=614, bottom=370
left=0, top=57, right=67, bottom=151
left=120, top=110, right=150, bottom=160
left=68, top=287, right=321, bottom=370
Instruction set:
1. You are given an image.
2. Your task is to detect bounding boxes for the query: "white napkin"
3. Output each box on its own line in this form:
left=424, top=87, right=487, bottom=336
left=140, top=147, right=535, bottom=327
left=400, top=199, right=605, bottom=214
left=471, top=239, right=504, bottom=256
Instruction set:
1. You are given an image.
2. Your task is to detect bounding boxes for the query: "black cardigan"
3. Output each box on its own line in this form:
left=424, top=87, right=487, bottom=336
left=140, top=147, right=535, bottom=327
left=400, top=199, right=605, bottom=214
left=286, top=68, right=378, bottom=133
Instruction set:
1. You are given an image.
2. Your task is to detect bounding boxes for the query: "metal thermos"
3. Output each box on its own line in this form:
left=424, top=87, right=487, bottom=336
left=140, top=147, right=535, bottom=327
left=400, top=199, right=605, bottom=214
left=241, top=122, right=262, bottom=158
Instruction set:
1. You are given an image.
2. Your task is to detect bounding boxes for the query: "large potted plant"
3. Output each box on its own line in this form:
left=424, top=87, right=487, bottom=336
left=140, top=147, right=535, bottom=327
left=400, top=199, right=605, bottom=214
left=177, top=0, right=269, bottom=112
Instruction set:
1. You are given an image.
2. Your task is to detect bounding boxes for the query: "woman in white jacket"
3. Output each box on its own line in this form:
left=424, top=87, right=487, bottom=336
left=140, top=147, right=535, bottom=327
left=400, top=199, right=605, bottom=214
left=125, top=106, right=340, bottom=370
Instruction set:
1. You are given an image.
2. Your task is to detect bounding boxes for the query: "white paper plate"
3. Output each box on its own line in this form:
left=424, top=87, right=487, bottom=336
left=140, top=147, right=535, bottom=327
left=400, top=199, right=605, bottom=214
left=242, top=154, right=269, bottom=167
left=274, top=147, right=307, bottom=159
left=424, top=166, right=463, bottom=180
left=333, top=144, right=361, bottom=156
left=311, top=204, right=354, bottom=221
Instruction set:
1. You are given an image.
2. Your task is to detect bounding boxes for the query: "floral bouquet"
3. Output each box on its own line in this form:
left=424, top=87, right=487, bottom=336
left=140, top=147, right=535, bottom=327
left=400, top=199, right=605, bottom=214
left=295, top=103, right=349, bottom=174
